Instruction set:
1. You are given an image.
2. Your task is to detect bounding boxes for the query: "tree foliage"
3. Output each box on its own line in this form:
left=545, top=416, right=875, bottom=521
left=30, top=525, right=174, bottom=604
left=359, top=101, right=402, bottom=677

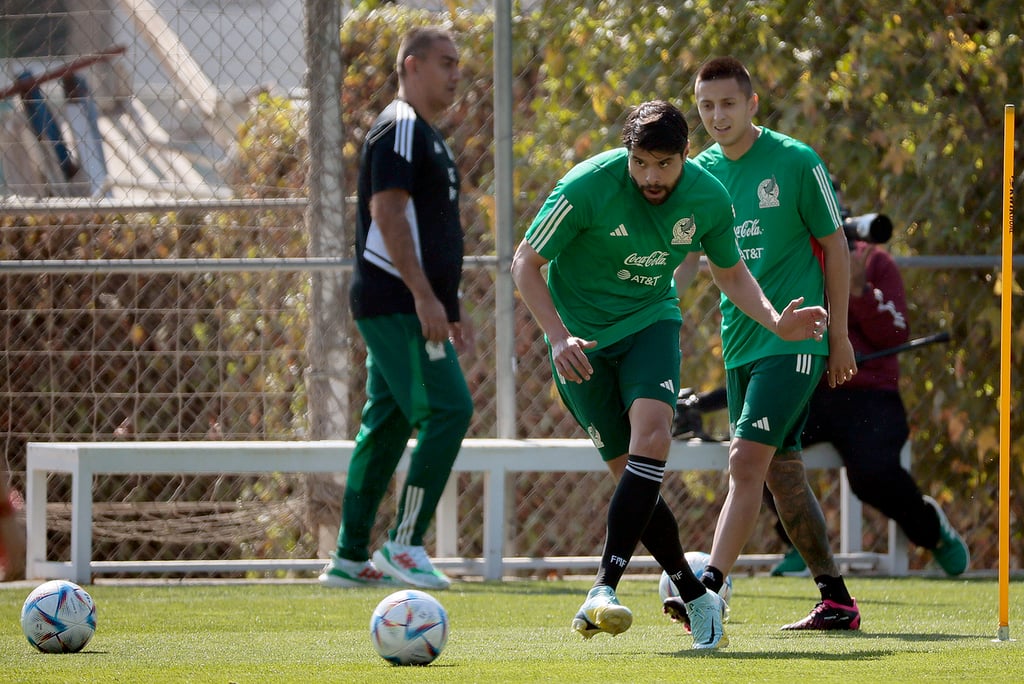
left=4, top=0, right=1020, bottom=568
left=334, top=0, right=1024, bottom=566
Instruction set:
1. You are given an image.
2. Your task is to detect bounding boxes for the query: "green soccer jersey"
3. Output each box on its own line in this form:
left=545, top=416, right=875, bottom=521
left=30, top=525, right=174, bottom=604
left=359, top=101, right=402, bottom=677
left=694, top=127, right=843, bottom=368
left=525, top=148, right=739, bottom=349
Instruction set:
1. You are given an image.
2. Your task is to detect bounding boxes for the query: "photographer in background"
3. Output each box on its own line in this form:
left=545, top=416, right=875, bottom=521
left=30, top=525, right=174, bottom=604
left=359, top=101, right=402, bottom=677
left=676, top=181, right=971, bottom=577
left=768, top=182, right=969, bottom=577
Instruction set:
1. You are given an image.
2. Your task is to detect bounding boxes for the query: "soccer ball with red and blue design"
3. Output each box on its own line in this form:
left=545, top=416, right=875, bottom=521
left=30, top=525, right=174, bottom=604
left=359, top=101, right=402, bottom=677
left=658, top=550, right=734, bottom=606
left=369, top=589, right=448, bottom=666
left=21, top=579, right=97, bottom=653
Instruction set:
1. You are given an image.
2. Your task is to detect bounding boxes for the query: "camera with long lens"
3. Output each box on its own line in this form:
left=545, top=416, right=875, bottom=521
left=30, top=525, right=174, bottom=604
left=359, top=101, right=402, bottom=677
left=842, top=211, right=893, bottom=244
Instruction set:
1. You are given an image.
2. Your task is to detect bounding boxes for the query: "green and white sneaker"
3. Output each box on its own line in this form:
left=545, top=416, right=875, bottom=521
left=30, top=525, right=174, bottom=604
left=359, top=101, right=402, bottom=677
left=373, top=541, right=452, bottom=590
left=770, top=546, right=809, bottom=577
left=318, top=553, right=396, bottom=588
left=571, top=585, right=633, bottom=639
left=686, top=589, right=729, bottom=650
left=924, top=495, right=969, bottom=576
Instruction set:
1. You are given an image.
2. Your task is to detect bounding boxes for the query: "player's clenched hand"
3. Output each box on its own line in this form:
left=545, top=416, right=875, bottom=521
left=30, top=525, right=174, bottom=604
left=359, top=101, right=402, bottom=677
left=550, top=336, right=597, bottom=383
left=774, top=297, right=829, bottom=342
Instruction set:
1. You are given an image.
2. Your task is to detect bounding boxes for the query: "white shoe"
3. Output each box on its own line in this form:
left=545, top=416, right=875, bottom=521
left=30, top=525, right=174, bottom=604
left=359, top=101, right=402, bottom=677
left=318, top=553, right=396, bottom=588
left=686, top=589, right=729, bottom=650
left=372, top=541, right=452, bottom=590
left=571, top=585, right=633, bottom=638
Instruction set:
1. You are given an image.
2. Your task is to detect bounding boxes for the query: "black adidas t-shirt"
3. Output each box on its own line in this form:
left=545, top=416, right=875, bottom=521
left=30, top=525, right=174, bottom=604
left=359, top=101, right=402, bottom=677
left=350, top=99, right=463, bottom=321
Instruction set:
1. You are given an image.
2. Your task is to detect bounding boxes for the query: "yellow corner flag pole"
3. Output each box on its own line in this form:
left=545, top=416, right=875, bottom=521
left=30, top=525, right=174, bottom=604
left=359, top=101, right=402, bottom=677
left=997, top=103, right=1014, bottom=643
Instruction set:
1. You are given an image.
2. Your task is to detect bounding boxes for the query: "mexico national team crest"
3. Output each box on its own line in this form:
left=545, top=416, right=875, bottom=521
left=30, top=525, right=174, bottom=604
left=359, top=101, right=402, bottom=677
left=671, top=216, right=696, bottom=245
left=758, top=176, right=781, bottom=208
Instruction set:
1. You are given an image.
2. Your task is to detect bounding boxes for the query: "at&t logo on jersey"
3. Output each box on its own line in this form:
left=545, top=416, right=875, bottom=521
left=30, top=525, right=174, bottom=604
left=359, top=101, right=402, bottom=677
left=616, top=269, right=663, bottom=286
left=617, top=250, right=668, bottom=287
left=735, top=218, right=764, bottom=262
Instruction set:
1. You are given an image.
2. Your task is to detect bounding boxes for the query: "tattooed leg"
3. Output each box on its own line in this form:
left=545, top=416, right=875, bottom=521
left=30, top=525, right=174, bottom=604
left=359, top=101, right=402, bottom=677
left=765, top=452, right=840, bottom=577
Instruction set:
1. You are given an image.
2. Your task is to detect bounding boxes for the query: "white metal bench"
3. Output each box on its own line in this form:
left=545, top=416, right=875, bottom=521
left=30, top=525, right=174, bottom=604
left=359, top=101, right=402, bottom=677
left=25, top=438, right=910, bottom=583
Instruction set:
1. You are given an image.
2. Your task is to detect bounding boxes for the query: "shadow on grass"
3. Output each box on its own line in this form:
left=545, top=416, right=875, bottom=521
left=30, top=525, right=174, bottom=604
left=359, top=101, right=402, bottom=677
left=659, top=647, right=897, bottom=660
left=456, top=580, right=586, bottom=597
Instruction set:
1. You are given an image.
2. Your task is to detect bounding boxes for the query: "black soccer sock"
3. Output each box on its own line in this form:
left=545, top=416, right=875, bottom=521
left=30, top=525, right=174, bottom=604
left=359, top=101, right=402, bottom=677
left=593, top=455, right=664, bottom=590
left=700, top=565, right=725, bottom=594
left=815, top=574, right=854, bottom=606
left=641, top=497, right=706, bottom=602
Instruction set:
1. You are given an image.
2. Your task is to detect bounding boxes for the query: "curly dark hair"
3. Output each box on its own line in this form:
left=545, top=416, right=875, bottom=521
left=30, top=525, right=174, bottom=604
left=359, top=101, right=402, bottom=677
left=620, top=100, right=688, bottom=154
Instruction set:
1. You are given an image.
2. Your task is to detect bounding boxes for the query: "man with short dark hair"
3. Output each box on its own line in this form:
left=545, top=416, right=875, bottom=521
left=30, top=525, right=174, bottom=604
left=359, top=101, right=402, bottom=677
left=319, top=26, right=474, bottom=591
left=512, top=99, right=827, bottom=649
left=675, top=55, right=861, bottom=632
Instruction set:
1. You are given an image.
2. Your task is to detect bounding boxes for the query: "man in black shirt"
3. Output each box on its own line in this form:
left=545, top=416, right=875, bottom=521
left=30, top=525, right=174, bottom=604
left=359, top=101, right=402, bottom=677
left=319, top=26, right=474, bottom=591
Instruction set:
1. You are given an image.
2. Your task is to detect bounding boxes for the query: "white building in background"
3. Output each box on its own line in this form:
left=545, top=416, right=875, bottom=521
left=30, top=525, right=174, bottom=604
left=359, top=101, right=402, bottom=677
left=111, top=0, right=306, bottom=93
left=0, top=0, right=308, bottom=198
left=0, top=0, right=489, bottom=198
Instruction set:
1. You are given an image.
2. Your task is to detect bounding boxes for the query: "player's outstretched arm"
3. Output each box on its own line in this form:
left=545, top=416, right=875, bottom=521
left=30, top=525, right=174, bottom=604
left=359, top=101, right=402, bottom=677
left=708, top=260, right=826, bottom=342
left=776, top=297, right=828, bottom=342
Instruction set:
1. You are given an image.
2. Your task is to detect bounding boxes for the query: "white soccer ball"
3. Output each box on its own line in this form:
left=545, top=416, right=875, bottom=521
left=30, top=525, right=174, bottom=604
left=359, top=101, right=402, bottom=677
left=21, top=579, right=97, bottom=653
left=369, top=589, right=449, bottom=666
left=659, top=550, right=733, bottom=606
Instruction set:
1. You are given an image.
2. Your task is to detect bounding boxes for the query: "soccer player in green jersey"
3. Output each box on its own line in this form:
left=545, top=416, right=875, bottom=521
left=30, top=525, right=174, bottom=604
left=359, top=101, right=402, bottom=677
left=512, top=100, right=828, bottom=650
left=670, top=56, right=862, bottom=632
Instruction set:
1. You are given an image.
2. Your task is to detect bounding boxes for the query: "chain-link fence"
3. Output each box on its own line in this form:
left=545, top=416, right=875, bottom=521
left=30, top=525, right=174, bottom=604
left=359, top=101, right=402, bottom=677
left=1, top=1, right=1021, bottom=578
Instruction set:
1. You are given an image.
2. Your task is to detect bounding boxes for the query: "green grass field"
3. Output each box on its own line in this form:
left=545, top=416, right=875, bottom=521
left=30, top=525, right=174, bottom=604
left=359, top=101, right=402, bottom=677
left=3, top=575, right=1022, bottom=682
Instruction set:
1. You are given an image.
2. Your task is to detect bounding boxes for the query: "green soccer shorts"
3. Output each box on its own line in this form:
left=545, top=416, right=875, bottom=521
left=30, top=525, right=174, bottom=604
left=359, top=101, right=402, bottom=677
left=553, top=319, right=681, bottom=461
left=726, top=353, right=826, bottom=451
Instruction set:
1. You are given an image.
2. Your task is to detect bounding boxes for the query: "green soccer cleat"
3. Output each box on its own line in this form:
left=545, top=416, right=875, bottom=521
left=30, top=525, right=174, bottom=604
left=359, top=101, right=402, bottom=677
left=923, top=495, right=969, bottom=576
left=571, top=585, right=633, bottom=639
left=770, top=546, right=809, bottom=577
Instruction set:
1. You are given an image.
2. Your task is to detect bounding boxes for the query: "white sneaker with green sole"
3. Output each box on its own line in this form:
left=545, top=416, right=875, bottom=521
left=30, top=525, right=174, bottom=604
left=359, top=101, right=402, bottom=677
left=372, top=541, right=452, bottom=590
left=318, top=553, right=396, bottom=588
